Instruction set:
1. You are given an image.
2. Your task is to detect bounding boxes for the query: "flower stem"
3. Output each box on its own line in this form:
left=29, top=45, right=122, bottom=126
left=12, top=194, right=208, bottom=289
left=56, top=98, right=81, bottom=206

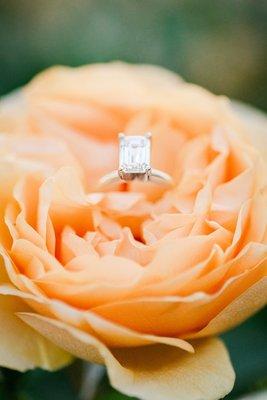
left=79, top=362, right=105, bottom=400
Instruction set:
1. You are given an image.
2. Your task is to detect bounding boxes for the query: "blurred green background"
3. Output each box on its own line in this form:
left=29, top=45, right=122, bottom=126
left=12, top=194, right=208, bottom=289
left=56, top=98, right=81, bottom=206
left=0, top=0, right=267, bottom=110
left=0, top=1, right=266, bottom=399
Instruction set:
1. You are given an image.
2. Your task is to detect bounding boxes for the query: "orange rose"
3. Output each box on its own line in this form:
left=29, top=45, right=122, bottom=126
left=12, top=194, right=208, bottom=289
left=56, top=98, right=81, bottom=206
left=0, top=63, right=266, bottom=400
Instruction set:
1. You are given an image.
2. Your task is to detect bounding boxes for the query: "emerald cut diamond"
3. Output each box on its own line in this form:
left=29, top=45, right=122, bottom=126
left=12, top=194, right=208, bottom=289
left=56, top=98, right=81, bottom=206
left=119, top=133, right=151, bottom=181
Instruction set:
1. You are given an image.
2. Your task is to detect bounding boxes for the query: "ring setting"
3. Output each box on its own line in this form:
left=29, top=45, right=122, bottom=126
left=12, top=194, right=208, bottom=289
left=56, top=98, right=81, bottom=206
left=98, top=133, right=174, bottom=188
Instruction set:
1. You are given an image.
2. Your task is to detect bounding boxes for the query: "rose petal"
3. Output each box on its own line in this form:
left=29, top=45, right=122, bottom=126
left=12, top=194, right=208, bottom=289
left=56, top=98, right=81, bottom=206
left=232, top=101, right=267, bottom=162
left=0, top=283, right=192, bottom=351
left=93, top=259, right=266, bottom=336
left=18, top=312, right=235, bottom=400
left=0, top=259, right=71, bottom=371
left=185, top=275, right=267, bottom=338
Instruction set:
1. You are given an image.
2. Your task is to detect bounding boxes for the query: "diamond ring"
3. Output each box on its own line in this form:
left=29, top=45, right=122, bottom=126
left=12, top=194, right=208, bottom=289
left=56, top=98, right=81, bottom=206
left=98, top=133, right=174, bottom=188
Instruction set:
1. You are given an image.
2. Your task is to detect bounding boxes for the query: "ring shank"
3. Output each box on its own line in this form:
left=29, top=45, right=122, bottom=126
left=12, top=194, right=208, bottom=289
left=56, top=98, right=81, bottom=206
left=98, top=171, right=120, bottom=187
left=98, top=169, right=174, bottom=188
left=148, top=168, right=174, bottom=187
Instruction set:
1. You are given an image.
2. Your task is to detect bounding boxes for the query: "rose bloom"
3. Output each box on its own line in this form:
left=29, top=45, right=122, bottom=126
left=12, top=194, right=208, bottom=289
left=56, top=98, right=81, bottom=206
left=0, top=63, right=266, bottom=400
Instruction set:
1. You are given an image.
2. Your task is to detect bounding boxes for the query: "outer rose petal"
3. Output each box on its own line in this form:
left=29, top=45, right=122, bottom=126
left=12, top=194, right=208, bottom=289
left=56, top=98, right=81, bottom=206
left=185, top=276, right=267, bottom=338
left=0, top=256, right=72, bottom=371
left=232, top=101, right=267, bottom=161
left=0, top=294, right=72, bottom=371
left=18, top=312, right=235, bottom=400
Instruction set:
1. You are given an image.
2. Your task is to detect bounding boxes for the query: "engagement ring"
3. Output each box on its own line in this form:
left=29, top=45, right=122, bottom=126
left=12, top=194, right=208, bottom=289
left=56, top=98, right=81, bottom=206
left=98, top=133, right=174, bottom=188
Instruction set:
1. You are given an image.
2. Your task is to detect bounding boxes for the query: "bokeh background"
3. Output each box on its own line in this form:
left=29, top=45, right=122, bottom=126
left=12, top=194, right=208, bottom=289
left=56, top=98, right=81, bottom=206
left=0, top=1, right=266, bottom=399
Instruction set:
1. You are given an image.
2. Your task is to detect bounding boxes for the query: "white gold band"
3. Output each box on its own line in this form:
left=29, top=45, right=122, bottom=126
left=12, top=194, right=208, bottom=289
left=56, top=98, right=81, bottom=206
left=98, top=168, right=174, bottom=188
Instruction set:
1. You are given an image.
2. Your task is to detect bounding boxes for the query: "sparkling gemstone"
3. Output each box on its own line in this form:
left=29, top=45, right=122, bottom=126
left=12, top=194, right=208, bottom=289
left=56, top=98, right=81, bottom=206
left=119, top=135, right=151, bottom=173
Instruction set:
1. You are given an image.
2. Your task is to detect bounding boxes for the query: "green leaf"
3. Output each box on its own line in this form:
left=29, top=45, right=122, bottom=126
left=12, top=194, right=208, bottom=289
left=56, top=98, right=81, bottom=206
left=223, top=307, right=267, bottom=399
left=15, top=367, right=77, bottom=400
